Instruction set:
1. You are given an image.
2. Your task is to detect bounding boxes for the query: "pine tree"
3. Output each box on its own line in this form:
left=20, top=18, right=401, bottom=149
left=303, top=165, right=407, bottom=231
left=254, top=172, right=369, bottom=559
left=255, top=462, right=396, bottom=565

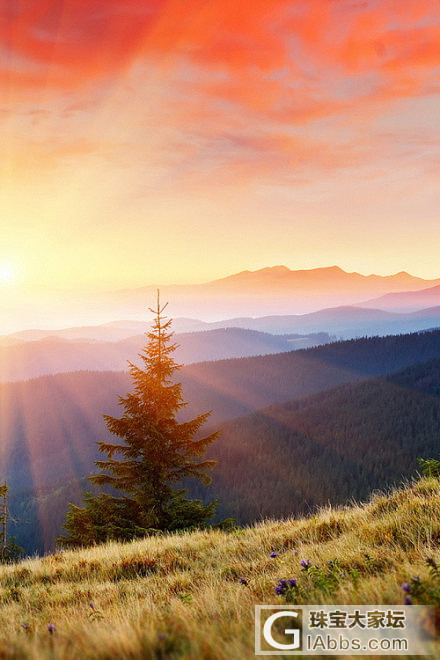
left=59, top=293, right=219, bottom=547
left=0, top=482, right=8, bottom=561
left=0, top=482, right=24, bottom=562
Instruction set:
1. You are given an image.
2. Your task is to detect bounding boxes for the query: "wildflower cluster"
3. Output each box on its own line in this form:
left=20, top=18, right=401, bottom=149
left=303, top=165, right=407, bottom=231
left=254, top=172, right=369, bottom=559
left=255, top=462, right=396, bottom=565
left=275, top=578, right=297, bottom=596
left=274, top=557, right=363, bottom=605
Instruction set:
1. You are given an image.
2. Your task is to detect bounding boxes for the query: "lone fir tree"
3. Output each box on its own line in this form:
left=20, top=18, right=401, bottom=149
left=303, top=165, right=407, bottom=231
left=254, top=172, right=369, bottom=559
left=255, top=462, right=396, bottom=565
left=59, top=294, right=219, bottom=546
left=0, top=482, right=7, bottom=561
left=0, top=482, right=24, bottom=562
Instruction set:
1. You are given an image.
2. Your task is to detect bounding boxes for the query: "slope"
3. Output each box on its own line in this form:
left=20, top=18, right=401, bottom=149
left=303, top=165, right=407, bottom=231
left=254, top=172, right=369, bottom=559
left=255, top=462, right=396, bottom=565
left=200, top=358, right=440, bottom=523
left=0, top=478, right=438, bottom=659
left=361, top=284, right=440, bottom=312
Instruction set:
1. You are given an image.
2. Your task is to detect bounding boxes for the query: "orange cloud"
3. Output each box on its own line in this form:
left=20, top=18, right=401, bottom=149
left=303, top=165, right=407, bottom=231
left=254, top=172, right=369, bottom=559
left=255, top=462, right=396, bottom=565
left=1, top=1, right=439, bottom=198
left=1, top=1, right=437, bottom=88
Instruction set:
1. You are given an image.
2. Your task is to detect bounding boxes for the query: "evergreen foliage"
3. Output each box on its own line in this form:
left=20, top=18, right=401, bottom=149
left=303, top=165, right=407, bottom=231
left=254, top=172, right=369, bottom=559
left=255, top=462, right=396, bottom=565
left=419, top=457, right=440, bottom=478
left=0, top=482, right=24, bottom=563
left=59, top=295, right=219, bottom=547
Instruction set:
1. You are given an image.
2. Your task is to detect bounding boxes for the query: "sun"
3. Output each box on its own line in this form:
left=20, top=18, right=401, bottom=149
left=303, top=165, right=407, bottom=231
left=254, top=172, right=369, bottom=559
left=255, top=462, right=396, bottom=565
left=0, top=263, right=17, bottom=285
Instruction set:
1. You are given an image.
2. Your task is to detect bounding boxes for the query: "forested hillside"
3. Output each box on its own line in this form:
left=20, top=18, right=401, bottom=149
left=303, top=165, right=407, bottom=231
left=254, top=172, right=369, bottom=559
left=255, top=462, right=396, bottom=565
left=199, top=358, right=440, bottom=522
left=4, top=329, right=440, bottom=553
left=182, top=328, right=440, bottom=423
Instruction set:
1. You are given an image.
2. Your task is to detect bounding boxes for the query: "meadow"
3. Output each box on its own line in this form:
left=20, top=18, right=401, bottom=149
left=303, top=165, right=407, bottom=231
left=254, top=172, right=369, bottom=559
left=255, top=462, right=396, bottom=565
left=0, top=477, right=438, bottom=658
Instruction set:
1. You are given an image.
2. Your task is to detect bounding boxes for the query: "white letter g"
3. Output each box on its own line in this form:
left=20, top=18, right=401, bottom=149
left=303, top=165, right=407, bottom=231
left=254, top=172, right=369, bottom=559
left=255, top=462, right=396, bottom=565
left=263, top=611, right=300, bottom=650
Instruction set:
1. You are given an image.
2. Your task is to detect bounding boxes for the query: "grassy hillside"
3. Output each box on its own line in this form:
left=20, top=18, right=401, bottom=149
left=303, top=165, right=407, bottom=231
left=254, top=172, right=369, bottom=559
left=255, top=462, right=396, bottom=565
left=0, top=477, right=439, bottom=659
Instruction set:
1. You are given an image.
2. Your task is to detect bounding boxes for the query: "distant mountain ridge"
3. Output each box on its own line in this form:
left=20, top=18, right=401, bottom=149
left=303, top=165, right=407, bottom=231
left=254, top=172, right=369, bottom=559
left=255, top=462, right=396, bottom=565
left=111, top=266, right=440, bottom=315
left=361, top=284, right=440, bottom=312
left=204, top=265, right=436, bottom=291
left=4, top=265, right=440, bottom=333
left=0, top=319, right=209, bottom=344
left=0, top=328, right=331, bottom=383
left=0, top=318, right=209, bottom=344
left=4, top=304, right=440, bottom=346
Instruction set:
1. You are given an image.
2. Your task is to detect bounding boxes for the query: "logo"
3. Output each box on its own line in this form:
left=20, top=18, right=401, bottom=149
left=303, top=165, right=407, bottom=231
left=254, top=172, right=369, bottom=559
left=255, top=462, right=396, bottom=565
left=255, top=605, right=434, bottom=656
left=255, top=606, right=302, bottom=655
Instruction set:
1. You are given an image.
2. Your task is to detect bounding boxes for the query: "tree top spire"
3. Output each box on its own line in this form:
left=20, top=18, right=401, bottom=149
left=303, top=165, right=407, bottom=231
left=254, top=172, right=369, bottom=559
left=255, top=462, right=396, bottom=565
left=148, top=288, right=168, bottom=318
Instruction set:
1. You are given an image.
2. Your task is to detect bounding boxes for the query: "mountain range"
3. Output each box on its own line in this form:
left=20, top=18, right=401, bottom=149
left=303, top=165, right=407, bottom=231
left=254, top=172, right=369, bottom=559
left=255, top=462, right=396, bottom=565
left=101, top=265, right=440, bottom=317
left=361, top=284, right=440, bottom=312
left=0, top=328, right=330, bottom=383
left=2, top=304, right=440, bottom=384
left=3, top=265, right=440, bottom=333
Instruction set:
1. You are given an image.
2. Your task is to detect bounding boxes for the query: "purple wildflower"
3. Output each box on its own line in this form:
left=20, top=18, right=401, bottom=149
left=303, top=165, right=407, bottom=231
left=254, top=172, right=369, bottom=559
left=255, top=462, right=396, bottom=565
left=89, top=602, right=95, bottom=609
left=401, top=583, right=411, bottom=593
left=300, top=559, right=312, bottom=569
left=270, top=551, right=279, bottom=558
left=404, top=596, right=412, bottom=605
left=275, top=579, right=288, bottom=595
left=239, top=577, right=248, bottom=585
left=47, top=623, right=56, bottom=635
left=275, top=578, right=297, bottom=595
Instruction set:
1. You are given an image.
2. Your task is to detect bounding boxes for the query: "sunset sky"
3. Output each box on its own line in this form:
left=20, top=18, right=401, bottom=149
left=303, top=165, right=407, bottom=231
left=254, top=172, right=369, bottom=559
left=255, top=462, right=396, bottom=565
left=1, top=0, right=439, bottom=290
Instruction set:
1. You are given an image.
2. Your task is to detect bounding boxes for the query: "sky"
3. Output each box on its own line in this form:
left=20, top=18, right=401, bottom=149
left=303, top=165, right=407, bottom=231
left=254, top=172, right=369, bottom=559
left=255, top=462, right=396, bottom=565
left=1, top=0, right=439, bottom=291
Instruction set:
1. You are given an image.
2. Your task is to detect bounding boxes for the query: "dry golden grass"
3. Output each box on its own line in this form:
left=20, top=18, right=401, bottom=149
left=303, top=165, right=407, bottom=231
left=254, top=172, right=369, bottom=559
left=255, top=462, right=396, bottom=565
left=0, top=477, right=439, bottom=659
